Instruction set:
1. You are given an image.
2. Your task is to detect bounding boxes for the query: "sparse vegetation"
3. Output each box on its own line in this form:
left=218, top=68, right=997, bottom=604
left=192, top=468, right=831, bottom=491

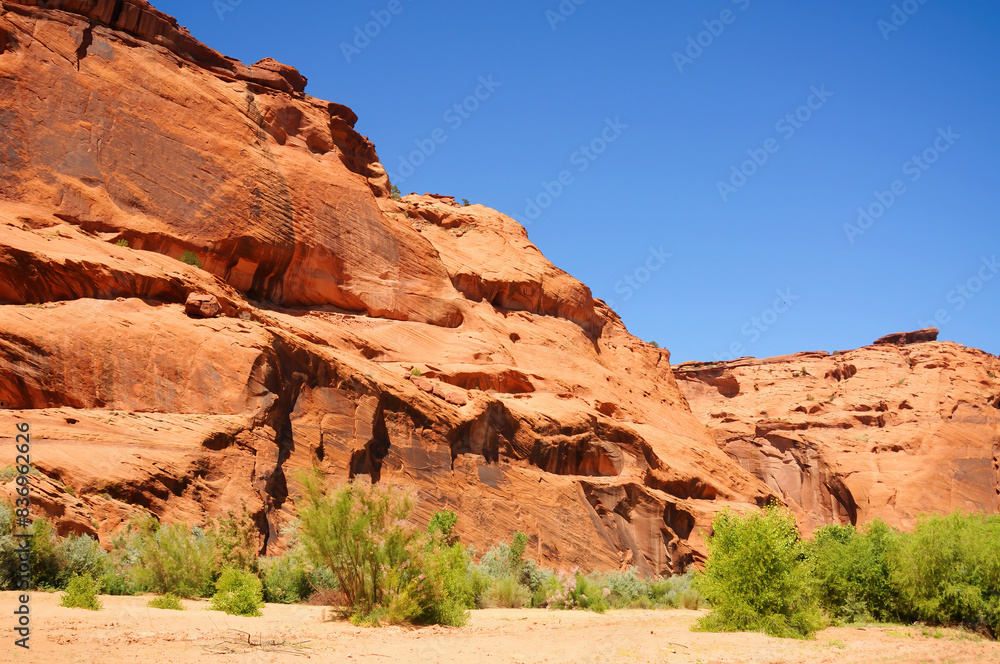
left=211, top=567, right=264, bottom=616
left=391, top=185, right=402, bottom=201
left=179, top=250, right=203, bottom=269
left=990, top=371, right=996, bottom=379
left=147, top=593, right=184, bottom=610
left=461, top=198, right=470, bottom=206
left=60, top=574, right=102, bottom=610
left=410, top=368, right=422, bottom=377
left=115, top=239, right=129, bottom=247
left=694, top=503, right=825, bottom=639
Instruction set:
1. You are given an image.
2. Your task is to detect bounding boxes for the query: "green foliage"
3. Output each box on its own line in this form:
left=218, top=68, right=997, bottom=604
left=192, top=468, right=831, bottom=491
left=147, top=593, right=184, bottom=610
left=134, top=520, right=215, bottom=598
left=297, top=474, right=471, bottom=626
left=410, top=368, right=422, bottom=377
left=211, top=567, right=264, bottom=616
left=210, top=505, right=260, bottom=575
left=55, top=534, right=109, bottom=589
left=115, top=239, right=129, bottom=247
left=892, top=512, right=1000, bottom=637
left=649, top=341, right=659, bottom=348
left=28, top=518, right=61, bottom=590
left=391, top=185, right=402, bottom=201
left=807, top=520, right=898, bottom=623
left=260, top=553, right=312, bottom=604
left=695, top=504, right=825, bottom=639
left=543, top=569, right=608, bottom=613
left=480, top=575, right=531, bottom=608
left=60, top=574, right=102, bottom=610
left=461, top=198, right=470, bottom=206
left=179, top=250, right=203, bottom=269
left=427, top=511, right=459, bottom=547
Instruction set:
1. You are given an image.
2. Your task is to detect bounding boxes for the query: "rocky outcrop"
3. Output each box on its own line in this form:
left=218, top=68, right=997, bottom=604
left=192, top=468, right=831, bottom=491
left=675, top=340, right=1000, bottom=533
left=0, top=0, right=776, bottom=575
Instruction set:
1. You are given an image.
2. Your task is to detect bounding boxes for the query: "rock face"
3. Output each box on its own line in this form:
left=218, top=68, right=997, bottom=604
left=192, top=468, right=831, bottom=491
left=0, top=0, right=776, bottom=575
left=1, top=1, right=996, bottom=573
left=675, top=340, right=1000, bottom=534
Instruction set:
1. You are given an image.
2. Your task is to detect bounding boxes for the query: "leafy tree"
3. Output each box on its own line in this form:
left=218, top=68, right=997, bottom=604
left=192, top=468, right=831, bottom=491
left=695, top=504, right=824, bottom=638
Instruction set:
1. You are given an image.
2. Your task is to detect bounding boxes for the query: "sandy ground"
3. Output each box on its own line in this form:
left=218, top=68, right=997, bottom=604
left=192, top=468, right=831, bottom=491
left=2, top=592, right=999, bottom=664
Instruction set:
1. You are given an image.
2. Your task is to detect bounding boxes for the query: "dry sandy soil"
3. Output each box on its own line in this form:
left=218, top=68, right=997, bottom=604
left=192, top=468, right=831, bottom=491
left=2, top=592, right=998, bottom=664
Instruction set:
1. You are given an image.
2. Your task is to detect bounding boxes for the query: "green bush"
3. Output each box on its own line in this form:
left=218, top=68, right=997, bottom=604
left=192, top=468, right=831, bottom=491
left=55, top=534, right=109, bottom=589
left=391, top=185, right=402, bottom=201
left=807, top=520, right=898, bottom=623
left=543, top=568, right=608, bottom=613
left=210, top=505, right=260, bottom=575
left=260, top=553, right=311, bottom=604
left=115, top=239, right=129, bottom=247
left=297, top=475, right=471, bottom=626
left=60, top=574, right=102, bottom=610
left=179, top=250, right=203, bottom=269
left=147, top=593, right=184, bottom=610
left=695, top=504, right=824, bottom=639
left=480, top=575, right=531, bottom=608
left=211, top=567, right=264, bottom=616
left=134, top=520, right=214, bottom=598
left=893, top=512, right=1000, bottom=637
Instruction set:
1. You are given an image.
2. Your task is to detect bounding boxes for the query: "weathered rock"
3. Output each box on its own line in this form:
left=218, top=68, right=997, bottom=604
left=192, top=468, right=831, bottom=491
left=0, top=0, right=996, bottom=577
left=184, top=292, right=221, bottom=318
left=873, top=328, right=939, bottom=346
left=675, top=343, right=1000, bottom=534
left=0, top=0, right=775, bottom=575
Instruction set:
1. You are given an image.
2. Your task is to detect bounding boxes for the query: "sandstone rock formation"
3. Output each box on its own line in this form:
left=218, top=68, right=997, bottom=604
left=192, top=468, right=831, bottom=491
left=0, top=0, right=776, bottom=575
left=1, top=1, right=996, bottom=576
left=675, top=336, right=1000, bottom=534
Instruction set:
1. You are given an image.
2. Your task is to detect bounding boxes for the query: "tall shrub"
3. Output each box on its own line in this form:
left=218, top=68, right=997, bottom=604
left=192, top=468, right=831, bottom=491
left=695, top=504, right=824, bottom=638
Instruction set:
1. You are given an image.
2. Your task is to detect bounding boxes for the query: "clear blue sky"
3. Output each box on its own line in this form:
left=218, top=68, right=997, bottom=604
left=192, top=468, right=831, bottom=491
left=155, top=0, right=999, bottom=363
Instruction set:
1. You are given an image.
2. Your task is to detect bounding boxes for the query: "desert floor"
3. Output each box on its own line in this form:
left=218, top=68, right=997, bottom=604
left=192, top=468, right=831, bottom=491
left=2, top=592, right=998, bottom=663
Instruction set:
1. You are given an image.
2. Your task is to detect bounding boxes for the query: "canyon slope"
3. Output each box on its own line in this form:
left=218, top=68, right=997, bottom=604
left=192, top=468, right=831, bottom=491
left=0, top=1, right=997, bottom=575
left=675, top=335, right=1000, bottom=534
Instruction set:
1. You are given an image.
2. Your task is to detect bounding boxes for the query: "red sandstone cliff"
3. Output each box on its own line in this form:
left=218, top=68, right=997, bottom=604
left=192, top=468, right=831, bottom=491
left=0, top=1, right=996, bottom=575
left=675, top=333, right=1000, bottom=534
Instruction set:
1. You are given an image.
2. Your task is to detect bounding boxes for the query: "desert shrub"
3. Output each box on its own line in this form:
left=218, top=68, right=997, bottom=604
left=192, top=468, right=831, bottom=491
left=892, top=512, right=1000, bottom=637
left=100, top=523, right=147, bottom=595
left=543, top=568, right=608, bottom=613
left=55, top=534, right=109, bottom=589
left=808, top=520, right=899, bottom=623
left=695, top=504, right=824, bottom=639
left=115, top=239, right=129, bottom=247
left=27, top=518, right=61, bottom=590
left=147, top=593, right=184, bottom=610
left=297, top=475, right=472, bottom=626
left=211, top=567, right=264, bottom=616
left=179, top=250, right=203, bottom=269
left=480, top=575, right=531, bottom=608
left=594, top=567, right=648, bottom=608
left=648, top=571, right=707, bottom=609
left=210, top=505, right=260, bottom=575
left=391, top=185, right=402, bottom=201
left=134, top=520, right=214, bottom=598
left=60, top=574, right=102, bottom=610
left=260, top=553, right=312, bottom=604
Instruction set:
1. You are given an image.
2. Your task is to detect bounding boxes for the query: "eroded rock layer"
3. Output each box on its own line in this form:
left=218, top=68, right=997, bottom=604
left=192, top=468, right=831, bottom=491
left=0, top=0, right=775, bottom=575
left=675, top=338, right=1000, bottom=533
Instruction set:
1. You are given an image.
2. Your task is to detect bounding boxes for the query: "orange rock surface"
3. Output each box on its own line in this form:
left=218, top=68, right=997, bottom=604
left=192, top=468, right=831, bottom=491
left=0, top=1, right=996, bottom=576
left=675, top=336, right=1000, bottom=534
left=0, top=0, right=775, bottom=575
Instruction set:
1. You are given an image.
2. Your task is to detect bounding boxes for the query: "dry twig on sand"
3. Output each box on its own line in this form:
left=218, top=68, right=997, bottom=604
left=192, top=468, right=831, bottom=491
left=202, top=629, right=312, bottom=657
